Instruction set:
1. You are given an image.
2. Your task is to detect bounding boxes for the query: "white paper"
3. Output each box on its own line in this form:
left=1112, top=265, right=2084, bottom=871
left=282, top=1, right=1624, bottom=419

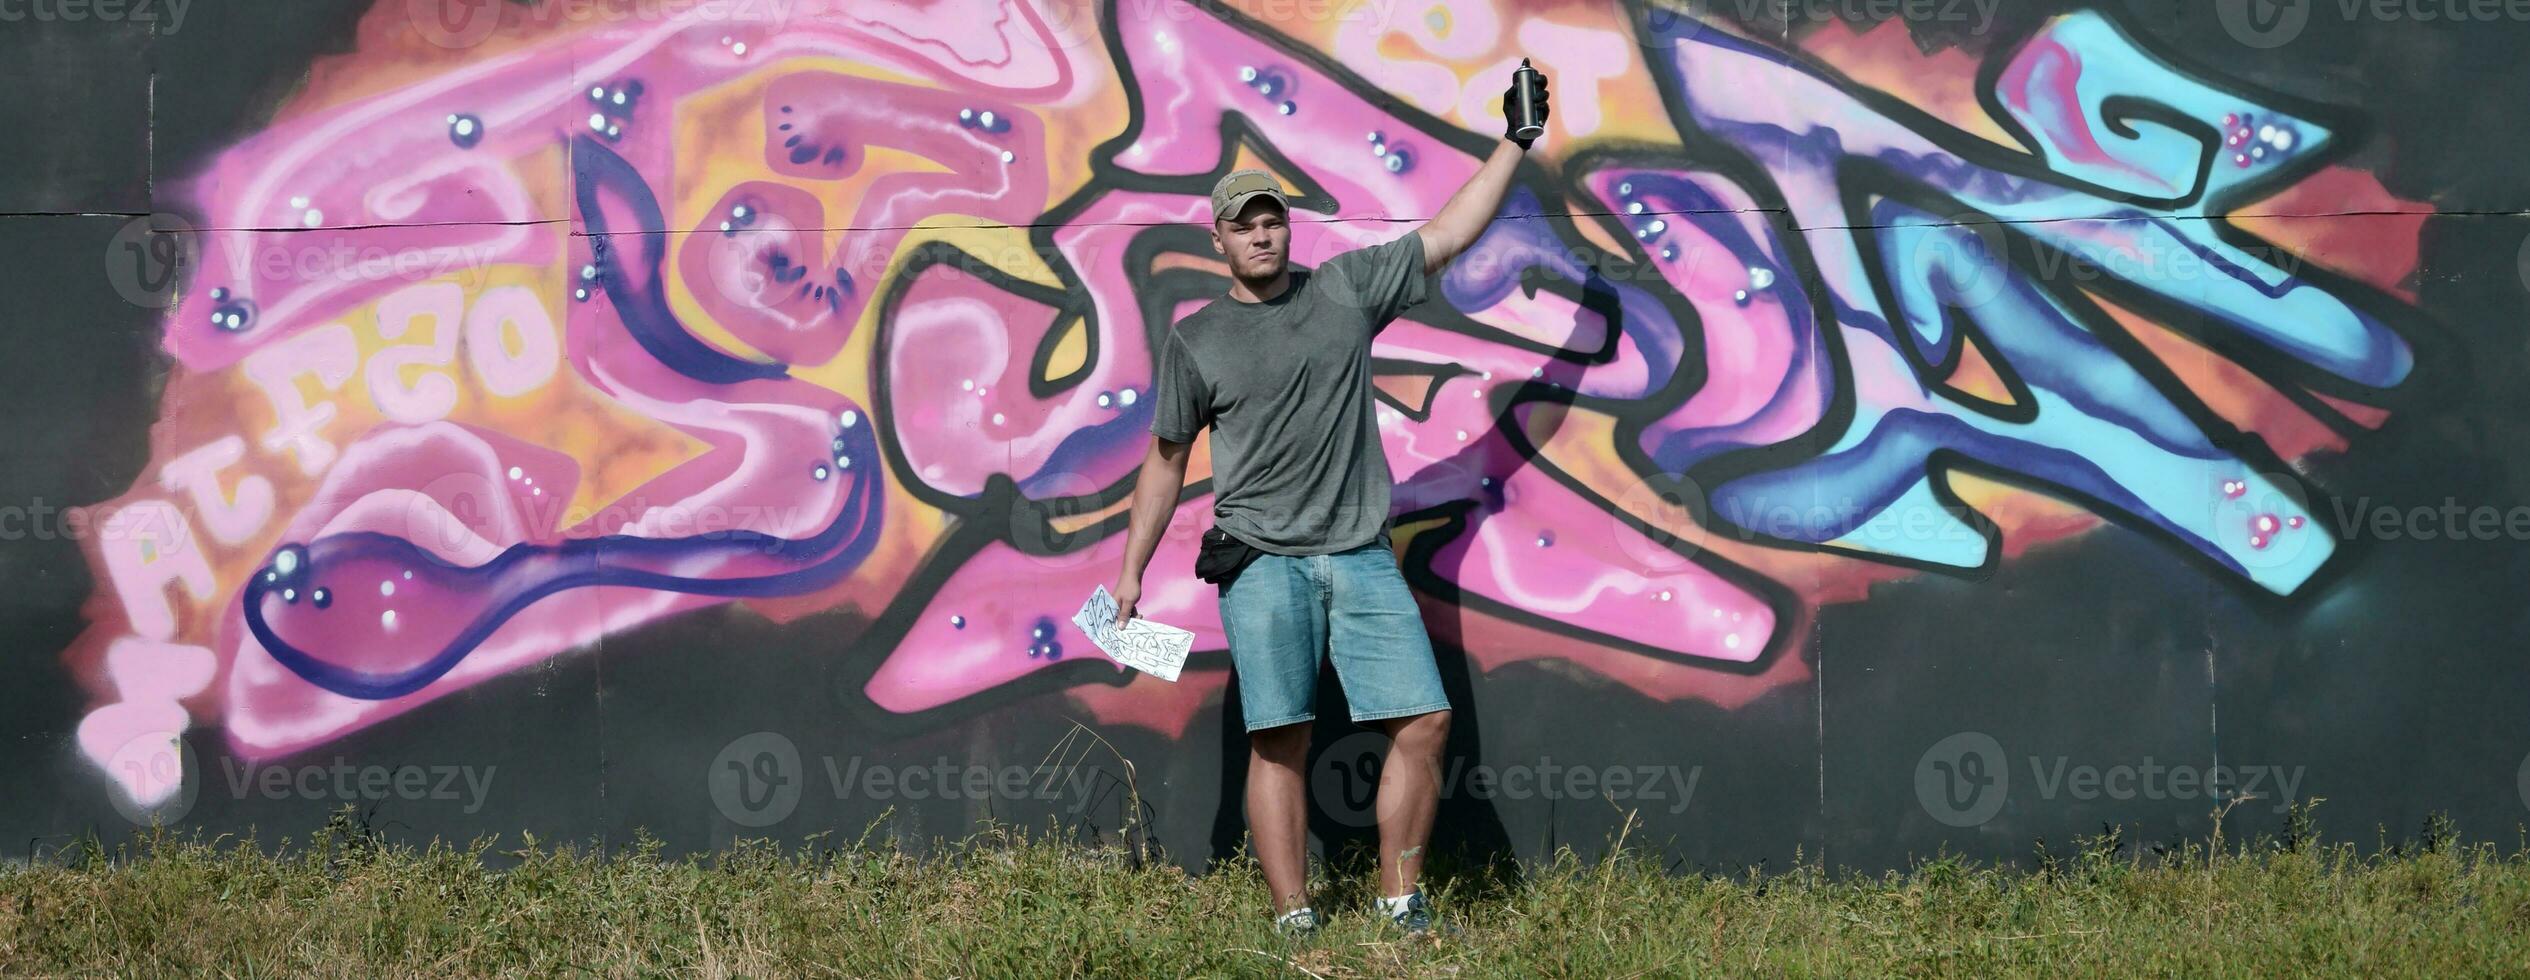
left=1071, top=584, right=1194, bottom=682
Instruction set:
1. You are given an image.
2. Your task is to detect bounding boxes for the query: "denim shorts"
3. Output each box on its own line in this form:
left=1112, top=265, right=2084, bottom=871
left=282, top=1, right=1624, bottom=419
left=1216, top=537, right=1450, bottom=732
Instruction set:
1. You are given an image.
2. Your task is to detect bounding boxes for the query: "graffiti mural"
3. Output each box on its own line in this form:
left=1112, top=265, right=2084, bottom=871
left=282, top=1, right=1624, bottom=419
left=63, top=0, right=2425, bottom=817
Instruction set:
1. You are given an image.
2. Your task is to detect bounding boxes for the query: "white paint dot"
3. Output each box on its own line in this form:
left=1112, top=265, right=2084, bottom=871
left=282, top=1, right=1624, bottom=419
left=962, top=379, right=974, bottom=391
left=839, top=409, right=859, bottom=428
left=1118, top=388, right=1138, bottom=406
left=381, top=581, right=396, bottom=597
left=1724, top=633, right=1742, bottom=650
left=589, top=113, right=608, bottom=131
left=508, top=466, right=524, bottom=480
left=382, top=610, right=399, bottom=631
left=991, top=413, right=1006, bottom=426
left=731, top=41, right=748, bottom=55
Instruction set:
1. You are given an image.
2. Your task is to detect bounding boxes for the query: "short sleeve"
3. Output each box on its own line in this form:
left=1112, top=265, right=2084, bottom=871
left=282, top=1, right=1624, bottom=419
left=1147, top=328, right=1211, bottom=443
left=1320, top=232, right=1431, bottom=330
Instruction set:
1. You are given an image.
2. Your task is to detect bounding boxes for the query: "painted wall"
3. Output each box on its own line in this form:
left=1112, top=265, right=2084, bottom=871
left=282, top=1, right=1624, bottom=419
left=5, top=0, right=2528, bottom=871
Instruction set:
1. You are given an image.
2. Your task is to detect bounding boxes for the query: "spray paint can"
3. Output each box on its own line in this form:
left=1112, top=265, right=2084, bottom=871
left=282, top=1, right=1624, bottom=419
left=1510, top=58, right=1546, bottom=144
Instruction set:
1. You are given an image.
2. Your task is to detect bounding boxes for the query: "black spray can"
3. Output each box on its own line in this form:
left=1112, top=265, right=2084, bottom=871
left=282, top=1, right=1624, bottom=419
left=1510, top=58, right=1546, bottom=143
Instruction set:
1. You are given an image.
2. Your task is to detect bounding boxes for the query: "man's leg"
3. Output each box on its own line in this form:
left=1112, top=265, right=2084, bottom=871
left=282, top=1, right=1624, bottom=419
left=1216, top=551, right=1327, bottom=919
left=1247, top=721, right=1313, bottom=914
left=1324, top=541, right=1453, bottom=908
left=1374, top=709, right=1449, bottom=896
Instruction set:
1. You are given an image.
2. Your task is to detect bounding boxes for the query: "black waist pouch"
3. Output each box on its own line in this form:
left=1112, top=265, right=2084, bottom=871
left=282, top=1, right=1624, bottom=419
left=1194, top=526, right=1264, bottom=587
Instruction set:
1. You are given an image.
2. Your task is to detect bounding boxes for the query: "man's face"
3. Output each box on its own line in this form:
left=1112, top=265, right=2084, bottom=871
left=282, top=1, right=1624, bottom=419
left=1210, top=199, right=1290, bottom=282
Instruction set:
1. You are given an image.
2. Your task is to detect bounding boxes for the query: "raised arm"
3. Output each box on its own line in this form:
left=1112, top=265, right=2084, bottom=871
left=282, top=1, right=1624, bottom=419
left=1413, top=67, right=1550, bottom=275
left=1413, top=141, right=1528, bottom=276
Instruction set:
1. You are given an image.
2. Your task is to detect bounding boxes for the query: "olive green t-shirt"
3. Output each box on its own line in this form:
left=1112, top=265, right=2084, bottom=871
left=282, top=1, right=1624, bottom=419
left=1148, top=231, right=1431, bottom=556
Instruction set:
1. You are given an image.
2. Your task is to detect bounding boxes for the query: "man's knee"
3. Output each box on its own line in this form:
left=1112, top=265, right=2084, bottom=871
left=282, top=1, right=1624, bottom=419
left=1387, top=709, right=1450, bottom=755
left=1249, top=721, right=1312, bottom=767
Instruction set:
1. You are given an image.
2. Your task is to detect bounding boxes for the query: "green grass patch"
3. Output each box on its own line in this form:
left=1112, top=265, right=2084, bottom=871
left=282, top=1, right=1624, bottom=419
left=5, top=803, right=2528, bottom=977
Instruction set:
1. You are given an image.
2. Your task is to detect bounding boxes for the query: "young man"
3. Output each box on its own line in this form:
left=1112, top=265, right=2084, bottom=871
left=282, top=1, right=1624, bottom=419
left=1109, top=72, right=1549, bottom=937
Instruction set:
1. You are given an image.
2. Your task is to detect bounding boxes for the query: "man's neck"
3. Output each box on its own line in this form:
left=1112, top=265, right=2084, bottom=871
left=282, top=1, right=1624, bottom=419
left=1226, top=269, right=1293, bottom=304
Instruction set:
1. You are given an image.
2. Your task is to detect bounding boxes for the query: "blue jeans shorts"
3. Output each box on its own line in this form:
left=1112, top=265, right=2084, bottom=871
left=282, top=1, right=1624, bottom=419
left=1217, top=537, right=1450, bottom=733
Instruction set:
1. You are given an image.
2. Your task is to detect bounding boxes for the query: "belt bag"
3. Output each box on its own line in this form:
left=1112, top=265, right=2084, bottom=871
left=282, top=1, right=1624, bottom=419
left=1194, top=526, right=1264, bottom=586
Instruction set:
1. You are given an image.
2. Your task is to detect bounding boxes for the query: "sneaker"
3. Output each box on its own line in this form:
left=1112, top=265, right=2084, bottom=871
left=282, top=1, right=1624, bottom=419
left=1273, top=906, right=1321, bottom=938
left=1378, top=889, right=1433, bottom=935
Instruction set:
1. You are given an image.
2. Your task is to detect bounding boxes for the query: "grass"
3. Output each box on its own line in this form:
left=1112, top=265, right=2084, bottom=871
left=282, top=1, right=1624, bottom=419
left=4, top=802, right=2528, bottom=977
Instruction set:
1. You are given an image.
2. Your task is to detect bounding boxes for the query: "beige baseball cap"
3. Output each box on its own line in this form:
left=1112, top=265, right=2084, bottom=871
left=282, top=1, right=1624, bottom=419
left=1210, top=169, right=1289, bottom=221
